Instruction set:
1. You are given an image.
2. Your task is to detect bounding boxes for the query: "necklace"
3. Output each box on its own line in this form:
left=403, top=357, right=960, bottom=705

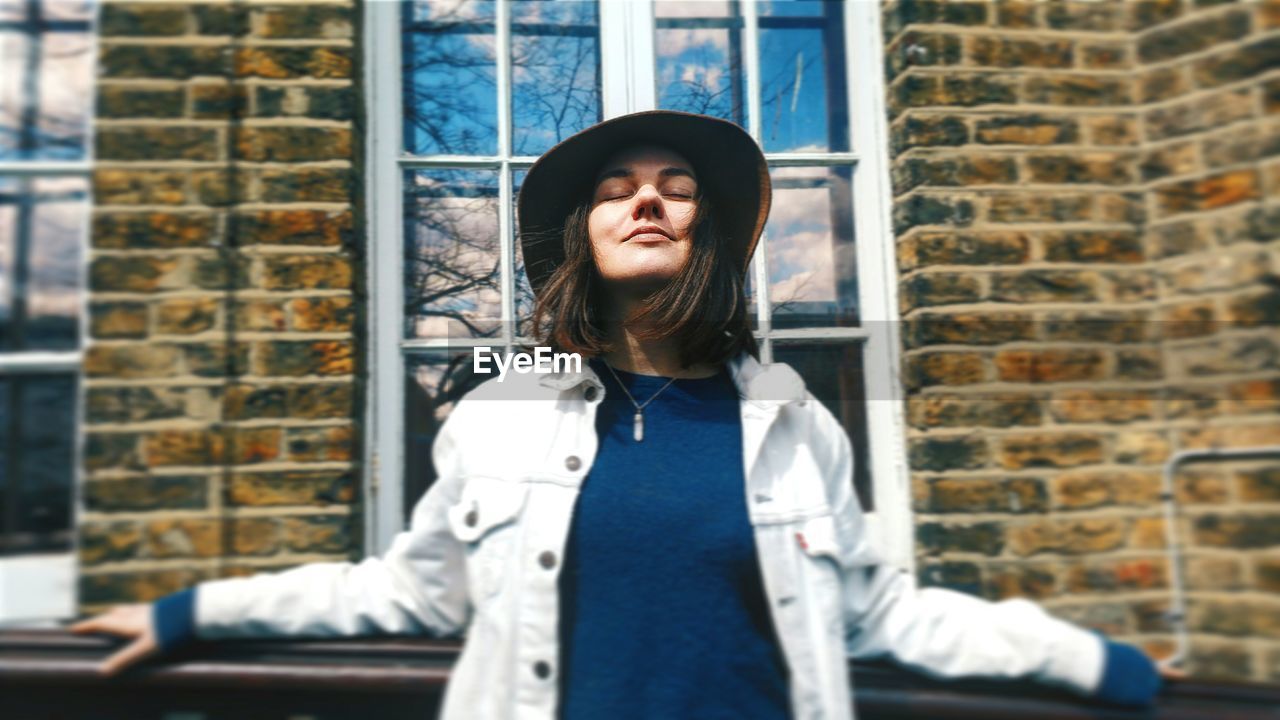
left=600, top=360, right=679, bottom=442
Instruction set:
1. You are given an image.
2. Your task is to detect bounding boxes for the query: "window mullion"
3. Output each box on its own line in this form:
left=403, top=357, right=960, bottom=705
left=600, top=0, right=655, bottom=115
left=740, top=0, right=771, bottom=360
left=844, top=0, right=912, bottom=572
left=496, top=0, right=514, bottom=352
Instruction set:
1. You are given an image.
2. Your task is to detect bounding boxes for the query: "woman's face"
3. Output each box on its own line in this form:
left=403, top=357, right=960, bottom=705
left=587, top=144, right=699, bottom=294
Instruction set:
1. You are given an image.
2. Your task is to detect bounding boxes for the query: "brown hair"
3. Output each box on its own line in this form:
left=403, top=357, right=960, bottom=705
left=524, top=185, right=759, bottom=370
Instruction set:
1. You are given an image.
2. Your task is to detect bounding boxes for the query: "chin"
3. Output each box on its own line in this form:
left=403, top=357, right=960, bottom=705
left=602, top=268, right=681, bottom=293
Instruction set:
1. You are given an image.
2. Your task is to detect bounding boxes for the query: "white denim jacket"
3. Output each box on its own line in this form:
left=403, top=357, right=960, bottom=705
left=193, top=349, right=1105, bottom=720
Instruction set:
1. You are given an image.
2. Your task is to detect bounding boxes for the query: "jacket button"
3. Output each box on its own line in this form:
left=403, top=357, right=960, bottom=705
left=584, top=386, right=598, bottom=402
left=565, top=455, right=581, bottom=471
left=465, top=509, right=478, bottom=527
left=539, top=551, right=557, bottom=569
left=533, top=660, right=552, bottom=679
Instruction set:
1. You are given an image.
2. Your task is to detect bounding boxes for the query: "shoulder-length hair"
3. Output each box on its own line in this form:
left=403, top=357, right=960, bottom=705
left=525, top=186, right=759, bottom=370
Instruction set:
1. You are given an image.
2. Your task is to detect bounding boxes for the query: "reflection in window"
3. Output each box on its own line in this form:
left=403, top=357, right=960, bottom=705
left=654, top=0, right=850, bottom=152
left=654, top=0, right=746, bottom=127
left=512, top=169, right=537, bottom=336
left=403, top=350, right=489, bottom=520
left=766, top=165, right=858, bottom=328
left=402, top=0, right=602, bottom=157
left=0, top=373, right=77, bottom=554
left=773, top=341, right=871, bottom=510
left=0, top=176, right=86, bottom=352
left=402, top=0, right=499, bottom=156
left=0, top=0, right=96, bottom=558
left=758, top=0, right=849, bottom=153
left=403, top=169, right=502, bottom=340
left=510, top=0, right=602, bottom=156
left=0, top=0, right=96, bottom=161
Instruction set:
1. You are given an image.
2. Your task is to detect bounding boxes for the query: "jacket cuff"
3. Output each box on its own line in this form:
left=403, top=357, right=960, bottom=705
left=1094, top=639, right=1162, bottom=707
left=152, top=587, right=196, bottom=653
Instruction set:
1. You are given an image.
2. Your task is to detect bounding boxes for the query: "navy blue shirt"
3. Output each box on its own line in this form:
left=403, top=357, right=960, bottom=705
left=556, top=357, right=790, bottom=720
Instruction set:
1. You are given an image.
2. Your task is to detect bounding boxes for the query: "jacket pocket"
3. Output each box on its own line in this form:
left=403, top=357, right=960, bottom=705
left=446, top=477, right=530, bottom=602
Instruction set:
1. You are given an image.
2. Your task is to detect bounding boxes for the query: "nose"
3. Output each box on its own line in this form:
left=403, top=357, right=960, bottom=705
left=631, top=184, right=664, bottom=221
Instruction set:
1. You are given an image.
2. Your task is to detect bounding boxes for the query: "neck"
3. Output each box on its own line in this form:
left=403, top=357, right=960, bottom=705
left=599, top=326, right=719, bottom=380
left=597, top=285, right=720, bottom=379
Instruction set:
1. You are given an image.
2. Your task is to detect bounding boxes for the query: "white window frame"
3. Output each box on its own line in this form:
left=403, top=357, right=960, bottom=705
left=364, top=0, right=912, bottom=571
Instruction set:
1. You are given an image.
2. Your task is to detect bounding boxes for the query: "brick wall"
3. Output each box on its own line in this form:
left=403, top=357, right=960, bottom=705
left=884, top=0, right=1280, bottom=681
left=80, top=0, right=364, bottom=612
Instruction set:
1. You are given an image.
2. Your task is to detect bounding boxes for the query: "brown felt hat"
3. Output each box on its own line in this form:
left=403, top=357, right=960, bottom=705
left=517, top=110, right=771, bottom=298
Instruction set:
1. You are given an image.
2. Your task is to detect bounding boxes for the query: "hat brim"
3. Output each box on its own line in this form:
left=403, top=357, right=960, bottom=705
left=517, top=110, right=771, bottom=298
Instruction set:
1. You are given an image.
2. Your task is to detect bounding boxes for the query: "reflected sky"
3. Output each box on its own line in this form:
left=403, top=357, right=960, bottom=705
left=510, top=0, right=601, bottom=155
left=654, top=0, right=850, bottom=152
left=402, top=0, right=499, bottom=156
left=0, top=0, right=96, bottom=162
left=758, top=0, right=849, bottom=153
left=766, top=165, right=858, bottom=328
left=0, top=152, right=88, bottom=354
left=654, top=3, right=746, bottom=127
left=403, top=169, right=503, bottom=340
left=403, top=0, right=601, bottom=157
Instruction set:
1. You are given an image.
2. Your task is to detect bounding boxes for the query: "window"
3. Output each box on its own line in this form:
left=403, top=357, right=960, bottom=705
left=366, top=0, right=910, bottom=568
left=0, top=0, right=98, bottom=623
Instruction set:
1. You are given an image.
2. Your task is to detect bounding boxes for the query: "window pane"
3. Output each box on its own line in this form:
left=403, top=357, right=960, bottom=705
left=0, top=3, right=96, bottom=162
left=510, top=0, right=602, bottom=156
left=403, top=350, right=490, bottom=523
left=403, top=169, right=502, bottom=340
left=766, top=165, right=858, bottom=329
left=42, top=1, right=97, bottom=22
left=654, top=0, right=746, bottom=127
left=0, top=176, right=87, bottom=352
left=772, top=341, right=870, bottom=510
left=758, top=0, right=849, bottom=153
left=512, top=169, right=539, bottom=338
left=1, top=372, right=77, bottom=555
left=402, top=0, right=498, bottom=156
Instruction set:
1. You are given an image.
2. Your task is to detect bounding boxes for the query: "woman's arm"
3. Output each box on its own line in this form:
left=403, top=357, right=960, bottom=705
left=73, top=403, right=476, bottom=674
left=808, top=399, right=1145, bottom=701
left=192, top=474, right=470, bottom=640
left=193, top=405, right=473, bottom=640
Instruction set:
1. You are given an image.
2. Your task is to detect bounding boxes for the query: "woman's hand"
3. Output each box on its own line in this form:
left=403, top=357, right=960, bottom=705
left=1158, top=662, right=1189, bottom=681
left=69, top=604, right=159, bottom=676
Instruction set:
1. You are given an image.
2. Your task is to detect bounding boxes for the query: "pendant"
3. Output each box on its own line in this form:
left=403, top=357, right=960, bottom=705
left=633, top=410, right=644, bottom=442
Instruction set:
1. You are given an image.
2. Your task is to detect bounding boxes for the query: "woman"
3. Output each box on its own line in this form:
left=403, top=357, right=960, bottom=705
left=71, top=111, right=1176, bottom=719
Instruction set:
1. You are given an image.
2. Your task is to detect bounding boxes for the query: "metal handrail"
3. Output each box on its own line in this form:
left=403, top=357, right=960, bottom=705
left=1160, top=445, right=1280, bottom=669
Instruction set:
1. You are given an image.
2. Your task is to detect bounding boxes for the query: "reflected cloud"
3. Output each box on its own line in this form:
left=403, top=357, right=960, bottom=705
left=770, top=229, right=835, bottom=304
left=764, top=167, right=858, bottom=325
left=404, top=170, right=502, bottom=340
left=656, top=27, right=729, bottom=58
left=655, top=0, right=733, bottom=19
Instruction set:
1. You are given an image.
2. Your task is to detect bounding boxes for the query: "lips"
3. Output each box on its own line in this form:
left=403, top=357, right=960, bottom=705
left=624, top=225, right=673, bottom=242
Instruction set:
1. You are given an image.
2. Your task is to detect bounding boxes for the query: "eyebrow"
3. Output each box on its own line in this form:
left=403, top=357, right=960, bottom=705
left=594, top=166, right=697, bottom=184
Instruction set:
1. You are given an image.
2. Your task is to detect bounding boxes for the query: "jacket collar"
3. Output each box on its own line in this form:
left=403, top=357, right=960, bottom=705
left=536, top=349, right=808, bottom=408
